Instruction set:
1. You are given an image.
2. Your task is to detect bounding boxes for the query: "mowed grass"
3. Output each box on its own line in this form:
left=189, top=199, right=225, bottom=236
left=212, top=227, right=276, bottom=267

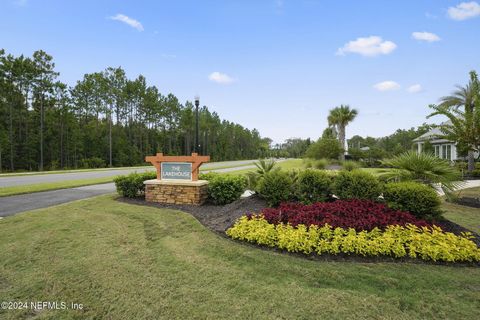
left=443, top=187, right=480, bottom=234
left=0, top=177, right=116, bottom=197
left=0, top=195, right=479, bottom=319
left=226, top=159, right=304, bottom=175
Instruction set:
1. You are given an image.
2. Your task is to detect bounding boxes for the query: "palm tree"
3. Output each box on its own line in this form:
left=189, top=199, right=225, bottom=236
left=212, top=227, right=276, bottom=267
left=428, top=71, right=480, bottom=172
left=381, top=151, right=463, bottom=196
left=327, top=105, right=358, bottom=161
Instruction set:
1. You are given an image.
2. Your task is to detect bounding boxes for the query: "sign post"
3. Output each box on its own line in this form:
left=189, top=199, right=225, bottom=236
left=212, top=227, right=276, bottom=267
left=145, top=152, right=210, bottom=181
left=144, top=152, right=210, bottom=205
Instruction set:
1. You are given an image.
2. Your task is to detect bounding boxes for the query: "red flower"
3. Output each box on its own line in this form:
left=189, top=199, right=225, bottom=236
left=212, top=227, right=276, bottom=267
left=260, top=199, right=433, bottom=231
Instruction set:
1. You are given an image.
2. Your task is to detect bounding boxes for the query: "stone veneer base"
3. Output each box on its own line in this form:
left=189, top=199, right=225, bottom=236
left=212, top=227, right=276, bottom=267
left=144, top=179, right=209, bottom=205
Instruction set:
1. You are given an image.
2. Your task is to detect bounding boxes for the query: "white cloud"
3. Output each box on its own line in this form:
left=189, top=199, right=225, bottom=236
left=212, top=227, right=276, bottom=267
left=208, top=72, right=235, bottom=84
left=407, top=84, right=423, bottom=93
left=109, top=14, right=144, bottom=31
left=336, top=36, right=397, bottom=57
left=373, top=81, right=401, bottom=91
left=412, top=31, right=441, bottom=42
left=447, top=1, right=480, bottom=20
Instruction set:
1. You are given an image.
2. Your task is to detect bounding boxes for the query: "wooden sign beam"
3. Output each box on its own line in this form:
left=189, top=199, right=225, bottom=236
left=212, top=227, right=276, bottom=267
left=145, top=152, right=210, bottom=181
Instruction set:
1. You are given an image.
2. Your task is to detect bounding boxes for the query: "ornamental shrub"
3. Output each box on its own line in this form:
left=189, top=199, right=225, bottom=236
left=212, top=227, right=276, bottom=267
left=199, top=172, right=220, bottom=181
left=383, top=182, right=442, bottom=220
left=257, top=170, right=294, bottom=207
left=342, top=160, right=361, bottom=171
left=207, top=174, right=247, bottom=205
left=226, top=216, right=480, bottom=262
left=296, top=169, right=333, bottom=204
left=314, top=159, right=329, bottom=170
left=332, top=170, right=381, bottom=200
left=114, top=171, right=157, bottom=198
left=261, top=199, right=431, bottom=231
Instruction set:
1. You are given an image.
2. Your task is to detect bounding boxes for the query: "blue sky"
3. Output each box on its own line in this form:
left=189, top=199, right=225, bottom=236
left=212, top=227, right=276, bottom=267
left=1, top=0, right=480, bottom=143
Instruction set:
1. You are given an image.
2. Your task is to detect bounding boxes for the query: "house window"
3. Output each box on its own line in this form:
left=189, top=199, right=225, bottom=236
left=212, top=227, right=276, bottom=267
left=434, top=145, right=440, bottom=158
left=441, top=145, right=452, bottom=160
left=446, top=145, right=452, bottom=160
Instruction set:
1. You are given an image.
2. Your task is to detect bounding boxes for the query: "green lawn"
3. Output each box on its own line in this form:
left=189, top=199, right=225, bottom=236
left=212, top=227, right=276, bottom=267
left=226, top=158, right=304, bottom=175
left=442, top=187, right=480, bottom=234
left=0, top=195, right=479, bottom=319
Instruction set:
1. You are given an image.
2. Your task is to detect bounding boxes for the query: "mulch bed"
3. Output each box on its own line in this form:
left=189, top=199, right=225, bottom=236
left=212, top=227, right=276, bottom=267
left=454, top=197, right=480, bottom=209
left=117, top=195, right=480, bottom=266
left=118, top=194, right=268, bottom=233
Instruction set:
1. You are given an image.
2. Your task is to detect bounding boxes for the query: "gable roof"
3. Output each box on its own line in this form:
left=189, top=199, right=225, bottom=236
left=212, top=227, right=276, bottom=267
left=413, top=121, right=453, bottom=143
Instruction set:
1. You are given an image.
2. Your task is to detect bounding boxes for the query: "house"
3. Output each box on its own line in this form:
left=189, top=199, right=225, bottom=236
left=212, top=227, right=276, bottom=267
left=413, top=122, right=479, bottom=161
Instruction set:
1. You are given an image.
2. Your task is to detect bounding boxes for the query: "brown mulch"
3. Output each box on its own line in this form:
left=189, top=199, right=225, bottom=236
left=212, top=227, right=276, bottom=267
left=117, top=194, right=267, bottom=233
left=454, top=197, right=480, bottom=209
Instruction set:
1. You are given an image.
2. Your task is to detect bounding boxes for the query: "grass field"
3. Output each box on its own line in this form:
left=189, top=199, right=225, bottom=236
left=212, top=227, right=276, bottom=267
left=0, top=194, right=479, bottom=319
left=443, top=187, right=480, bottom=234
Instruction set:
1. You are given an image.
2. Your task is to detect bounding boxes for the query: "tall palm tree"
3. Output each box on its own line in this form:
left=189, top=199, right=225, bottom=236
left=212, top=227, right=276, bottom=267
left=428, top=71, right=480, bottom=172
left=327, top=104, right=358, bottom=161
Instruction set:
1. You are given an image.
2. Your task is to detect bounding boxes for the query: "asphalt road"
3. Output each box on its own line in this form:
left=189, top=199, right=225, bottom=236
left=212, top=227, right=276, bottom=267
left=0, top=159, right=259, bottom=187
left=0, top=159, right=277, bottom=217
left=0, top=183, right=116, bottom=217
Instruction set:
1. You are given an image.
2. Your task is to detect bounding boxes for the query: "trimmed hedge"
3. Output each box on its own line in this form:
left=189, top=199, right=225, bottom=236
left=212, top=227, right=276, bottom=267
left=257, top=170, right=294, bottom=207
left=114, top=171, right=157, bottom=198
left=296, top=169, right=333, bottom=204
left=383, top=182, right=442, bottom=220
left=207, top=174, right=247, bottom=205
left=332, top=170, right=382, bottom=200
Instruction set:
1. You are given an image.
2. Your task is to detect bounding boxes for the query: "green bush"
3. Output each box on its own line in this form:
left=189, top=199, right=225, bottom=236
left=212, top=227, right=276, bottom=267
left=114, top=171, right=157, bottom=198
left=305, top=138, right=343, bottom=160
left=314, top=159, right=329, bottom=170
left=342, top=160, right=361, bottom=171
left=383, top=182, right=442, bottom=220
left=469, top=169, right=480, bottom=177
left=207, top=174, right=247, bottom=205
left=199, top=172, right=220, bottom=181
left=257, top=170, right=294, bottom=207
left=296, top=169, right=333, bottom=204
left=332, top=170, right=381, bottom=200
left=79, top=157, right=106, bottom=169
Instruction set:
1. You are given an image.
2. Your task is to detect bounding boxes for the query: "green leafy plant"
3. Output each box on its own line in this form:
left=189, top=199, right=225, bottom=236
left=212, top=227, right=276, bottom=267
left=305, top=138, right=343, bottom=160
left=114, top=171, right=157, bottom=198
left=314, top=158, right=329, bottom=169
left=383, top=182, right=442, bottom=220
left=332, top=170, right=382, bottom=200
left=381, top=151, right=463, bottom=196
left=246, top=158, right=278, bottom=191
left=199, top=172, right=220, bottom=181
left=227, top=216, right=480, bottom=262
left=296, top=169, right=333, bottom=204
left=342, top=160, right=361, bottom=171
left=207, top=175, right=247, bottom=205
left=257, top=170, right=294, bottom=207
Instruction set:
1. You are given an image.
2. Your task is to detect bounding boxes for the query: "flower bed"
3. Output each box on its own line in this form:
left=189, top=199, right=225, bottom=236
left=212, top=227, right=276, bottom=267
left=260, top=200, right=432, bottom=231
left=227, top=216, right=480, bottom=262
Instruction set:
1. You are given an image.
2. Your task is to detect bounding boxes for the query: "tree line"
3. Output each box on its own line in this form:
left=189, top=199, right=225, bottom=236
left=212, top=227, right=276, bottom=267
left=0, top=49, right=272, bottom=172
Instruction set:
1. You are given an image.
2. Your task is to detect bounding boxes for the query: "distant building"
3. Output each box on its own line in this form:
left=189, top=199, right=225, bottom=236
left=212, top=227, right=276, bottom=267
left=413, top=122, right=478, bottom=161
